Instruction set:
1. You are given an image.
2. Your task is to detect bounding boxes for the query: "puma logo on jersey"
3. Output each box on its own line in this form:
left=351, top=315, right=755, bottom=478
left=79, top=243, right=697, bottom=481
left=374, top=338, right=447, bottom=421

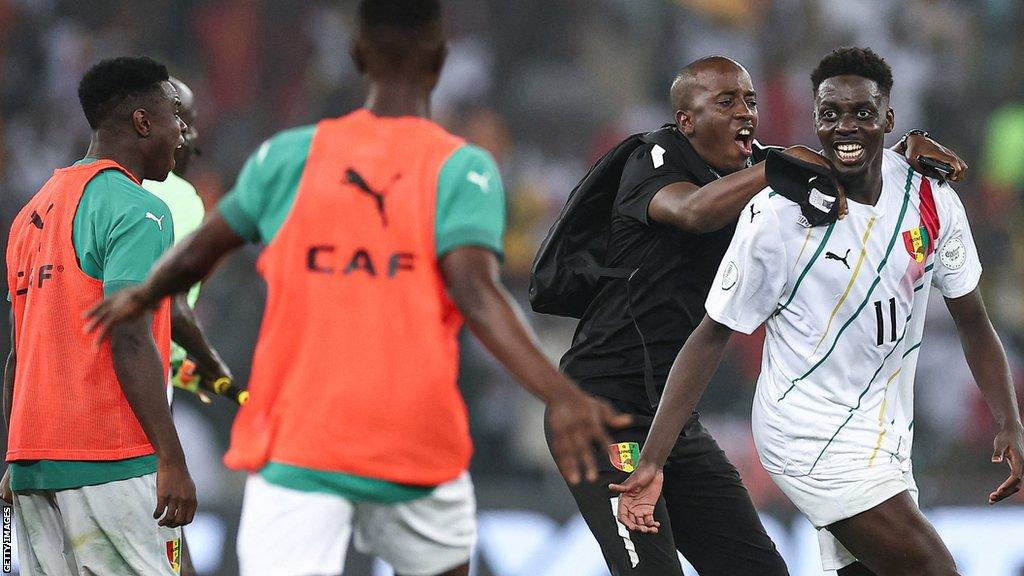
left=825, top=248, right=851, bottom=269
left=467, top=171, right=491, bottom=193
left=749, top=203, right=762, bottom=222
left=345, top=168, right=402, bottom=227
left=145, top=212, right=166, bottom=230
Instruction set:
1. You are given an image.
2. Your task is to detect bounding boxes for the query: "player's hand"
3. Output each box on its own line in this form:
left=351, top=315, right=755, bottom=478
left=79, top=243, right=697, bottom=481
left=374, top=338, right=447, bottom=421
left=84, top=286, right=157, bottom=345
left=0, top=468, right=12, bottom=505
left=609, top=462, right=664, bottom=533
left=989, top=425, right=1024, bottom=504
left=905, top=134, right=968, bottom=183
left=783, top=145, right=849, bottom=220
left=547, top=390, right=632, bottom=485
left=154, top=461, right=197, bottom=527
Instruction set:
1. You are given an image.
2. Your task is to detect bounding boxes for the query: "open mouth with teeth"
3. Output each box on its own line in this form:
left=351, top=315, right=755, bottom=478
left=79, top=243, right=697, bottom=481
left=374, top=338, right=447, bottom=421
left=735, top=127, right=754, bottom=157
left=834, top=141, right=866, bottom=164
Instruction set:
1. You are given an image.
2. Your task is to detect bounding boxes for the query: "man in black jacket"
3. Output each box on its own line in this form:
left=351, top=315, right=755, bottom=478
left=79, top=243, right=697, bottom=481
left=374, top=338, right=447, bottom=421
left=549, top=55, right=966, bottom=575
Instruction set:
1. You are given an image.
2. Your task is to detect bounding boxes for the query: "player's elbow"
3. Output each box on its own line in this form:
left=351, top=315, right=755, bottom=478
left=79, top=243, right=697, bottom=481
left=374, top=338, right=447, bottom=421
left=665, top=200, right=724, bottom=234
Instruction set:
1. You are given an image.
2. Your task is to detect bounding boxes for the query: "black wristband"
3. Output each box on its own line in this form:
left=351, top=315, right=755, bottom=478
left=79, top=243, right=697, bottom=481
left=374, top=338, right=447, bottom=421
left=897, top=129, right=929, bottom=152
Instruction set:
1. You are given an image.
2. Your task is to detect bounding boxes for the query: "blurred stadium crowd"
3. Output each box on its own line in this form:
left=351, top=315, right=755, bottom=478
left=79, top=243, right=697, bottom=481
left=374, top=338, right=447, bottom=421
left=2, top=0, right=1024, bottom=573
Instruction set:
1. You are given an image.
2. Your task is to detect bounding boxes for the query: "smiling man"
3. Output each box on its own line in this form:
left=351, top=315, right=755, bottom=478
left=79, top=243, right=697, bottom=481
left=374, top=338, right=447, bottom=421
left=549, top=53, right=970, bottom=576
left=612, top=47, right=1023, bottom=576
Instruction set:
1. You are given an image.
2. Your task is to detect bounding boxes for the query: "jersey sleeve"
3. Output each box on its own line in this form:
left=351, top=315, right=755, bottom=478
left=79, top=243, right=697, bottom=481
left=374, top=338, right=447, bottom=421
left=931, top=184, right=982, bottom=298
left=435, top=144, right=506, bottom=258
left=615, top=142, right=692, bottom=225
left=101, top=191, right=175, bottom=296
left=219, top=125, right=315, bottom=243
left=705, top=195, right=787, bottom=334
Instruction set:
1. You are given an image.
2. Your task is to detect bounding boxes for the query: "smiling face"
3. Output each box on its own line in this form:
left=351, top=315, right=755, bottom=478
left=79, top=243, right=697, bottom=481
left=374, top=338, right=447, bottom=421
left=675, top=60, right=758, bottom=174
left=814, top=74, right=894, bottom=182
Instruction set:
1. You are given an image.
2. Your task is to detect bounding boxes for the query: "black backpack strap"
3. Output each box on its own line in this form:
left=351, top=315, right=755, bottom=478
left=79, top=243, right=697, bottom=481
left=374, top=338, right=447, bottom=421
left=623, top=269, right=661, bottom=408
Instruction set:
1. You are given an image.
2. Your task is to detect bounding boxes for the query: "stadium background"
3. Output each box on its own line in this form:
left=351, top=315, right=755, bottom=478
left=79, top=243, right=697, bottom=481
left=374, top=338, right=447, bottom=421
left=2, top=0, right=1024, bottom=574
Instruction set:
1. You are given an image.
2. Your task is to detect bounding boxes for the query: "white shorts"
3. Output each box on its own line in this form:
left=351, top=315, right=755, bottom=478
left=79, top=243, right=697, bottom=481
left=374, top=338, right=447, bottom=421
left=237, top=472, right=476, bottom=576
left=769, top=463, right=918, bottom=571
left=14, top=473, right=182, bottom=575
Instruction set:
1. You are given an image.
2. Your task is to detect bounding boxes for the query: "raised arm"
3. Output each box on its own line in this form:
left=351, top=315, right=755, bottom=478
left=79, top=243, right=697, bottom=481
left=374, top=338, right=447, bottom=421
left=440, top=246, right=631, bottom=484
left=893, top=131, right=969, bottom=182
left=86, top=209, right=245, bottom=340
left=945, top=289, right=1024, bottom=503
left=649, top=145, right=845, bottom=233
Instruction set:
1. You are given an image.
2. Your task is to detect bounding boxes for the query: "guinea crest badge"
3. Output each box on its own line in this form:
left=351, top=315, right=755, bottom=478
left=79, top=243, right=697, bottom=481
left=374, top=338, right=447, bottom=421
left=902, top=226, right=931, bottom=263
left=609, top=442, right=641, bottom=473
left=166, top=538, right=181, bottom=574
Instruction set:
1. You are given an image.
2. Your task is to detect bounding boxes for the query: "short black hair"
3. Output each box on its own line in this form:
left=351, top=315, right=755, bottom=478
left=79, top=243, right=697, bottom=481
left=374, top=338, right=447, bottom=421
left=77, top=56, right=169, bottom=129
left=811, top=47, right=893, bottom=96
left=357, top=0, right=441, bottom=32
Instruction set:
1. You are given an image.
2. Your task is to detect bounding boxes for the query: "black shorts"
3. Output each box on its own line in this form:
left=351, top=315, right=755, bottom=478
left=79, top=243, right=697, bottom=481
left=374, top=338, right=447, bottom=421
left=545, top=407, right=788, bottom=576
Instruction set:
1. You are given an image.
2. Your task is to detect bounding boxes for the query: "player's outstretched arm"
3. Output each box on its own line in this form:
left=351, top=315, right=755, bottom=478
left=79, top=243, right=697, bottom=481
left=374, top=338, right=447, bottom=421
left=649, top=145, right=847, bottom=233
left=893, top=132, right=969, bottom=182
left=610, top=315, right=734, bottom=532
left=945, top=288, right=1024, bottom=503
left=86, top=209, right=245, bottom=342
left=440, top=246, right=632, bottom=485
left=110, top=312, right=196, bottom=527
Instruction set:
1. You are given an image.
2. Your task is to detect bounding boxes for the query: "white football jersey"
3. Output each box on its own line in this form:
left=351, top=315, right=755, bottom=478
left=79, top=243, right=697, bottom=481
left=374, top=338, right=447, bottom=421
left=707, top=149, right=981, bottom=477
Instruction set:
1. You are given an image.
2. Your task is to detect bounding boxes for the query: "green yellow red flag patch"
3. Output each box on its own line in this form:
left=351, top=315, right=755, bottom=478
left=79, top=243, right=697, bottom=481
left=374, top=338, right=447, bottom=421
left=902, top=226, right=931, bottom=263
left=608, top=442, right=641, bottom=473
left=166, top=538, right=181, bottom=573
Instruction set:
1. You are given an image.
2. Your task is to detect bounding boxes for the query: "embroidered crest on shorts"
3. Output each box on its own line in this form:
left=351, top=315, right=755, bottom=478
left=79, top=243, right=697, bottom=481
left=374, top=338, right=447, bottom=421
left=166, top=538, right=181, bottom=573
left=608, top=442, right=641, bottom=473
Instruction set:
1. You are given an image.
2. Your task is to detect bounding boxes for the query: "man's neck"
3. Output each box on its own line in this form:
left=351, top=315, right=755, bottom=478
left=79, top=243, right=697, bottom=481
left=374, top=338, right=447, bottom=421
left=839, top=156, right=885, bottom=206
left=364, top=81, right=431, bottom=118
left=84, top=132, right=145, bottom=182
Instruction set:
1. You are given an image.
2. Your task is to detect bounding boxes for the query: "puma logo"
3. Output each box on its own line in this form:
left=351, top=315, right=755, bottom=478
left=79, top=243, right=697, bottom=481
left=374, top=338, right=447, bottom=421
left=345, top=168, right=401, bottom=227
left=145, top=212, right=165, bottom=230
left=749, top=203, right=762, bottom=223
left=825, top=248, right=851, bottom=269
left=467, top=171, right=491, bottom=193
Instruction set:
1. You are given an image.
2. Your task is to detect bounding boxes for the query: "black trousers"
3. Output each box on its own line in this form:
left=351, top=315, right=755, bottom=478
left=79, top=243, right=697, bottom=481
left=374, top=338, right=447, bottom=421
left=546, top=408, right=788, bottom=576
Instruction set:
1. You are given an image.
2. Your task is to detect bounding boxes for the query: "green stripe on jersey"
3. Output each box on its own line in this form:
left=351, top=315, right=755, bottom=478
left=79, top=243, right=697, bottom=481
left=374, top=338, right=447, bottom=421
left=806, top=309, right=915, bottom=472
left=776, top=221, right=836, bottom=314
left=779, top=166, right=916, bottom=402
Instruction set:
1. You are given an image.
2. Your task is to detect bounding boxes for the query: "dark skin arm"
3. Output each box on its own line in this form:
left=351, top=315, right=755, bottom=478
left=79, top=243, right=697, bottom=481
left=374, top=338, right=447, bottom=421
left=609, top=315, right=733, bottom=532
left=945, top=288, right=1024, bottom=503
left=85, top=209, right=245, bottom=341
left=440, top=247, right=631, bottom=484
left=87, top=212, right=631, bottom=485
left=110, top=312, right=196, bottom=527
left=170, top=293, right=232, bottom=401
left=648, top=134, right=964, bottom=233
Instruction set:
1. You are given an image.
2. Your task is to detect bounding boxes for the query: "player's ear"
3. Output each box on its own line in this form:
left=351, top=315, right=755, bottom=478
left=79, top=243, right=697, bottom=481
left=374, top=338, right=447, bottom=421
left=676, top=109, right=695, bottom=135
left=884, top=108, right=894, bottom=134
left=132, top=108, right=150, bottom=138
